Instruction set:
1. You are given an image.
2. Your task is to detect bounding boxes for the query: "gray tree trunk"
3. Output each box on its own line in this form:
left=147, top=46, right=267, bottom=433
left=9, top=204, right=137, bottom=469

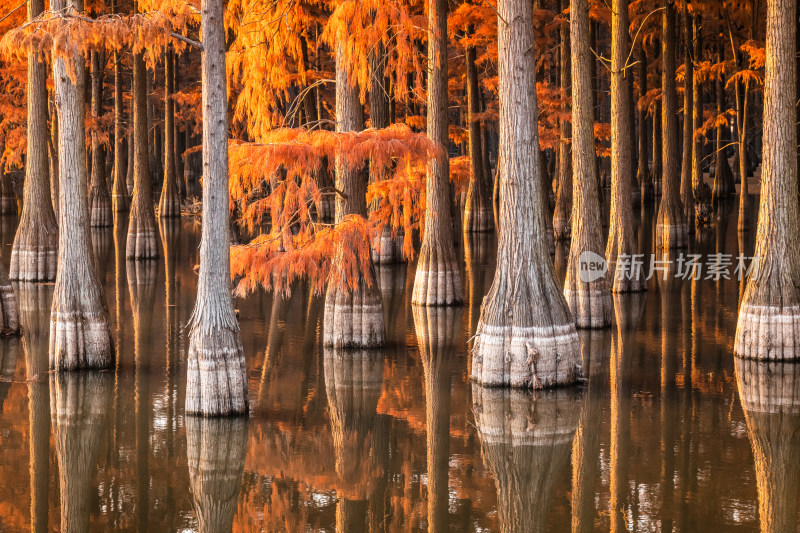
left=126, top=34, right=158, bottom=259
left=186, top=0, right=249, bottom=415
left=735, top=0, right=800, bottom=360
left=10, top=0, right=57, bottom=281
left=111, top=0, right=129, bottom=215
left=159, top=46, right=181, bottom=218
left=412, top=0, right=462, bottom=306
left=323, top=44, right=385, bottom=348
left=463, top=29, right=494, bottom=234
left=89, top=50, right=112, bottom=227
left=680, top=6, right=695, bottom=230
left=565, top=0, right=612, bottom=328
left=553, top=0, right=573, bottom=241
left=655, top=2, right=689, bottom=249
left=49, top=0, right=113, bottom=370
left=471, top=0, right=582, bottom=387
left=636, top=47, right=654, bottom=202
left=606, top=0, right=645, bottom=292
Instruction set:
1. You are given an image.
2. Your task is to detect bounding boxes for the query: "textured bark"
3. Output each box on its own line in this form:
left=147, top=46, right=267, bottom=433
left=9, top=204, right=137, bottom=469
left=20, top=283, right=51, bottom=533
left=606, top=0, right=645, bottom=293
left=691, top=16, right=712, bottom=226
left=712, top=61, right=735, bottom=200
left=736, top=359, right=800, bottom=533
left=473, top=385, right=581, bottom=533
left=324, top=44, right=385, bottom=347
left=187, top=417, right=248, bottom=533
left=159, top=46, right=181, bottom=218
left=126, top=46, right=158, bottom=259
left=324, top=346, right=384, bottom=525
left=50, top=0, right=113, bottom=370
left=655, top=2, right=689, bottom=250
left=111, top=34, right=129, bottom=213
left=10, top=0, right=57, bottom=282
left=413, top=306, right=460, bottom=532
left=735, top=0, right=800, bottom=360
left=50, top=371, right=113, bottom=533
left=733, top=35, right=751, bottom=234
left=463, top=32, right=494, bottom=234
left=412, top=0, right=462, bottom=306
left=126, top=127, right=134, bottom=195
left=553, top=0, right=573, bottom=241
left=680, top=7, right=695, bottom=230
left=186, top=0, right=249, bottom=415
left=88, top=51, right=111, bottom=227
left=564, top=0, right=612, bottom=328
left=368, top=46, right=403, bottom=263
left=471, top=0, right=582, bottom=387
left=49, top=95, right=60, bottom=218
left=636, top=48, right=655, bottom=202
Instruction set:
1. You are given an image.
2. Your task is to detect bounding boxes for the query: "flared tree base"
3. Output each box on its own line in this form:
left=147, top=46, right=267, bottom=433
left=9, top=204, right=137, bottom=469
left=370, top=227, right=405, bottom=264
left=186, top=326, right=249, bottom=416
left=655, top=212, right=689, bottom=250
left=563, top=286, right=612, bottom=329
left=49, top=309, right=113, bottom=370
left=0, top=278, right=19, bottom=336
left=126, top=215, right=159, bottom=259
left=158, top=194, right=181, bottom=218
left=111, top=191, right=130, bottom=213
left=324, top=282, right=385, bottom=348
left=735, top=303, right=800, bottom=360
left=89, top=188, right=112, bottom=227
left=463, top=206, right=494, bottom=233
left=471, top=322, right=582, bottom=388
left=552, top=214, right=571, bottom=242
left=10, top=232, right=57, bottom=282
left=411, top=252, right=463, bottom=306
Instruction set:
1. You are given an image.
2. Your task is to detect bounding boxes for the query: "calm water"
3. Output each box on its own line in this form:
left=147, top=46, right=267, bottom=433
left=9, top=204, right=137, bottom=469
left=0, top=200, right=797, bottom=532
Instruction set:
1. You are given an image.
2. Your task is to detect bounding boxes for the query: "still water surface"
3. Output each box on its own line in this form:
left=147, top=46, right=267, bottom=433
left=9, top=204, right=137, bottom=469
left=0, top=203, right=797, bottom=532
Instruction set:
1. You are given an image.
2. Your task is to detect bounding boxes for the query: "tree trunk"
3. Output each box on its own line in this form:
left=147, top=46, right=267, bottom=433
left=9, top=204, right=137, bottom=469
left=50, top=0, right=113, bottom=370
left=111, top=36, right=130, bottom=213
left=127, top=43, right=159, bottom=258
left=607, top=0, right=645, bottom=292
left=49, top=94, right=60, bottom=218
left=89, top=50, right=111, bottom=227
left=10, top=0, right=57, bottom=281
left=126, top=127, right=134, bottom=195
left=735, top=0, right=800, bottom=360
left=473, top=386, right=582, bottom=533
left=412, top=0, right=462, bottom=306
left=368, top=45, right=404, bottom=263
left=565, top=0, right=612, bottom=327
left=680, top=6, right=695, bottom=231
left=637, top=47, right=654, bottom=202
left=187, top=417, right=248, bottom=532
left=50, top=372, right=113, bottom=533
left=471, top=0, right=582, bottom=387
left=736, top=359, right=800, bottom=533
left=463, top=30, right=494, bottom=234
left=553, top=0, right=573, bottom=241
left=691, top=15, right=711, bottom=226
left=159, top=46, right=181, bottom=218
left=323, top=44, right=385, bottom=348
left=712, top=54, right=735, bottom=200
left=652, top=101, right=662, bottom=195
left=655, top=2, right=688, bottom=249
left=186, top=0, right=249, bottom=415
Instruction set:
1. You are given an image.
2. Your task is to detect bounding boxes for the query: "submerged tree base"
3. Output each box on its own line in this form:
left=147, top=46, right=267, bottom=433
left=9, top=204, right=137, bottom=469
left=563, top=286, right=612, bottom=329
left=49, top=309, right=113, bottom=370
left=472, top=322, right=583, bottom=388
left=735, top=304, right=800, bottom=360
left=10, top=235, right=57, bottom=282
left=126, top=217, right=159, bottom=259
left=371, top=227, right=404, bottom=264
left=324, top=280, right=385, bottom=348
left=89, top=188, right=112, bottom=227
left=412, top=254, right=463, bottom=306
left=186, top=325, right=249, bottom=416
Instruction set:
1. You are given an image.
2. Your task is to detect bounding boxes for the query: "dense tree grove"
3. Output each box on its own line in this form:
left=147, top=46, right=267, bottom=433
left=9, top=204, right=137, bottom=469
left=0, top=0, right=791, bottom=427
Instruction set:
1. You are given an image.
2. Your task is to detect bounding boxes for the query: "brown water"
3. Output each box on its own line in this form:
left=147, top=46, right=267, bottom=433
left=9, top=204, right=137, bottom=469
left=0, top=202, right=798, bottom=532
